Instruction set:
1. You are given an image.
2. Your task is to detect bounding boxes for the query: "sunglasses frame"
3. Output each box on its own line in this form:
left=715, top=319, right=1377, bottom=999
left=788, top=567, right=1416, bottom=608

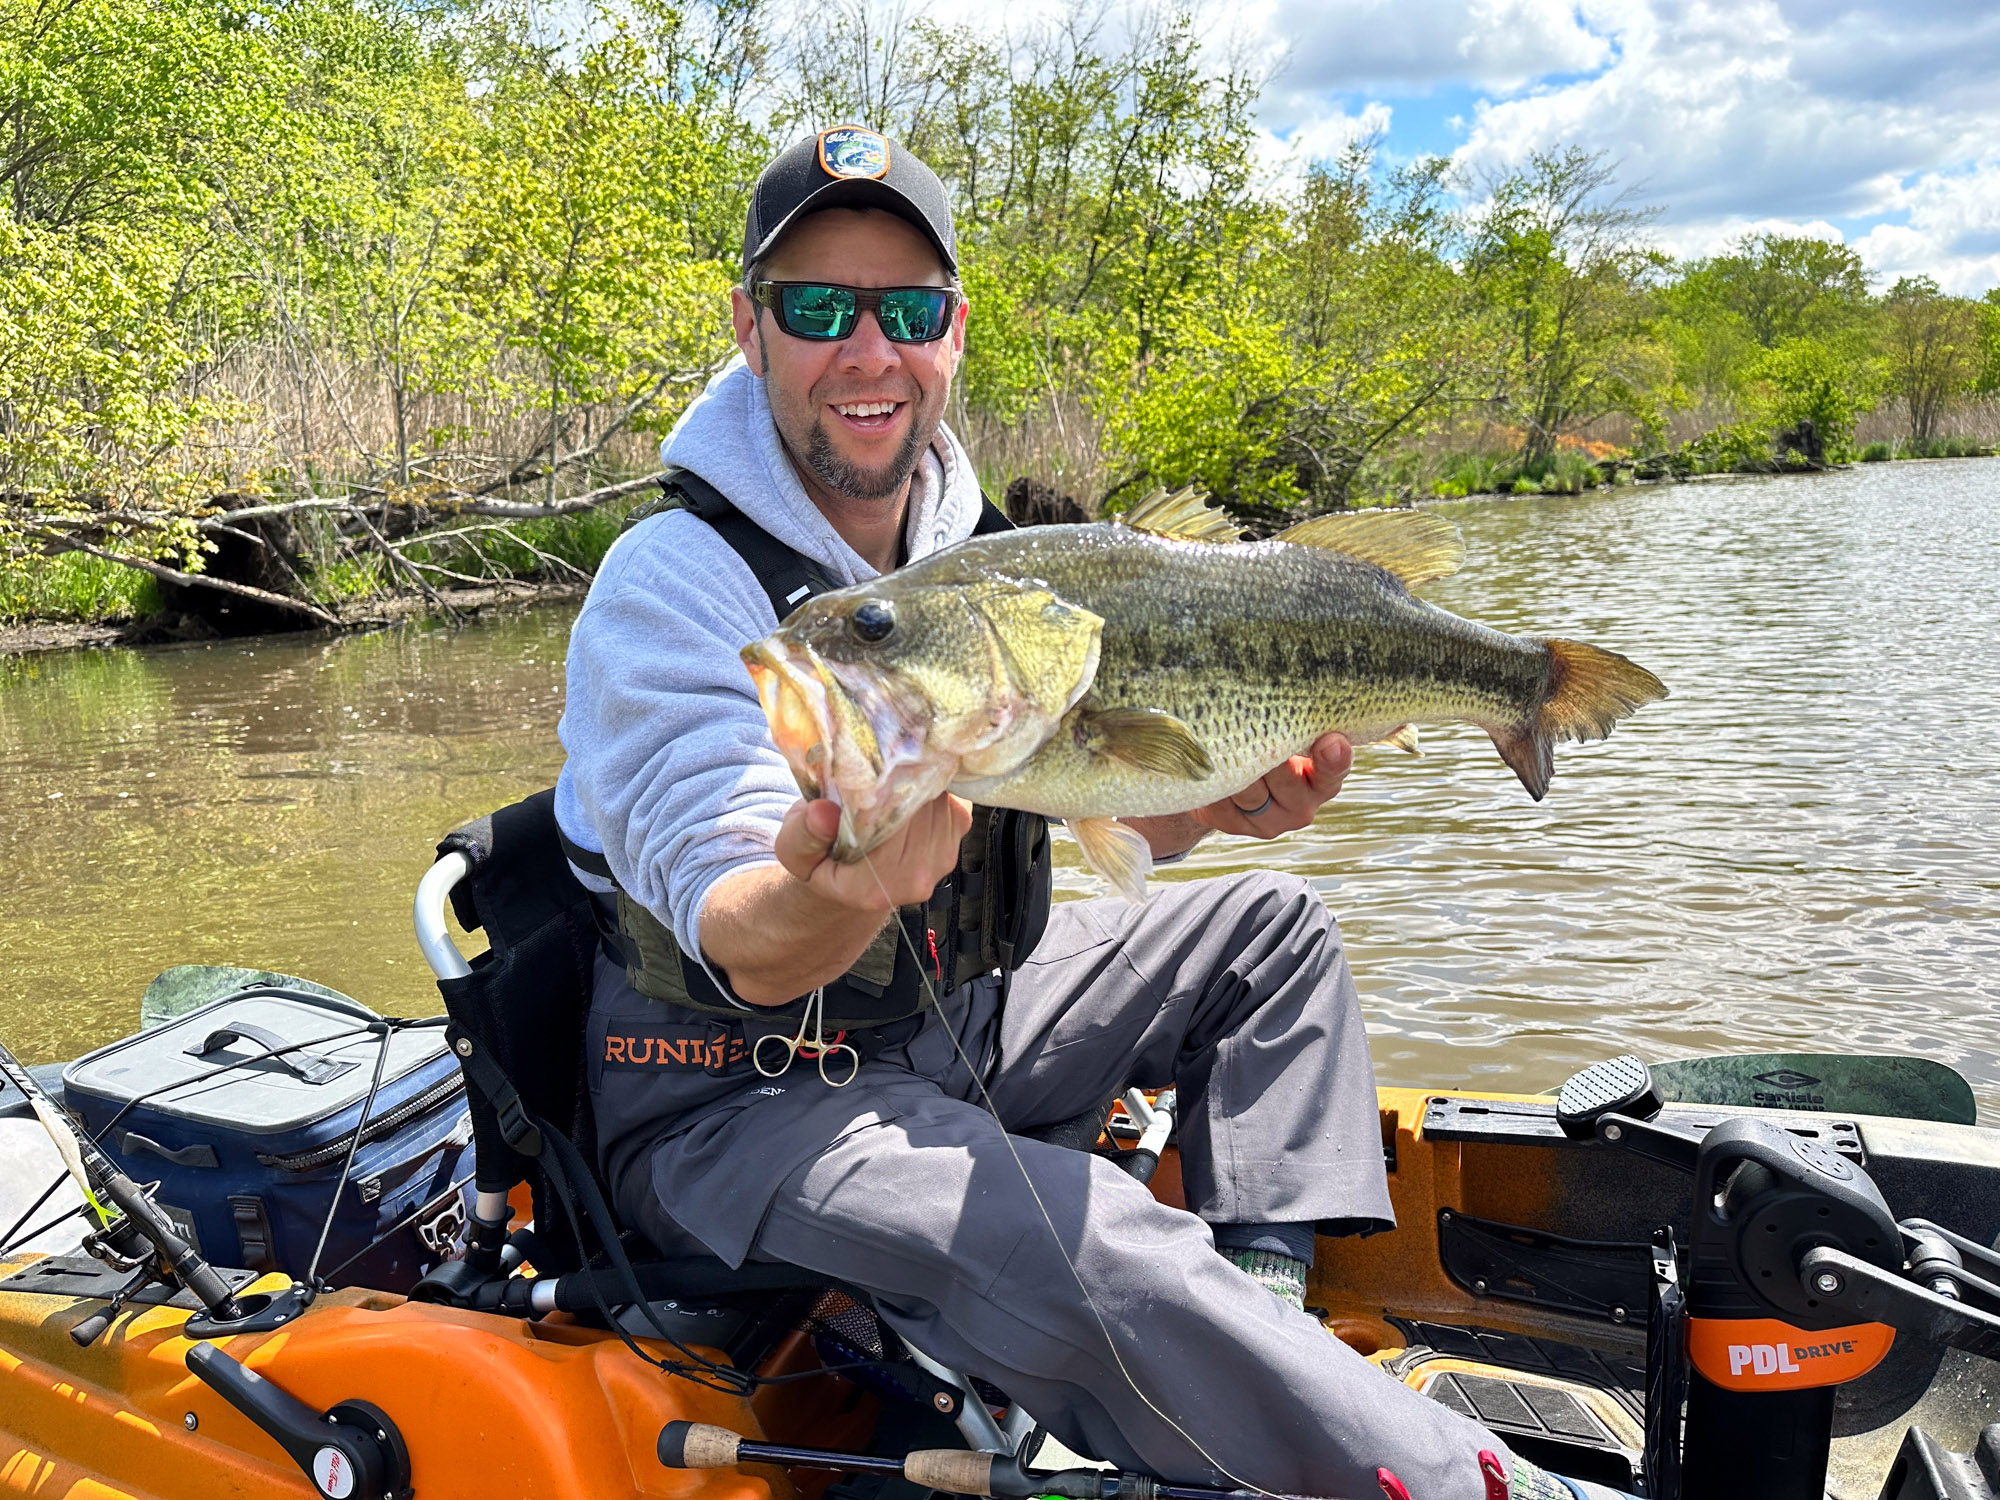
left=752, top=280, right=962, bottom=345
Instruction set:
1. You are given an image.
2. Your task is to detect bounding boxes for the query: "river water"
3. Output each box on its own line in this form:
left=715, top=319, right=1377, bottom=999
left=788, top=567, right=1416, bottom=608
left=3, top=460, right=1996, bottom=1111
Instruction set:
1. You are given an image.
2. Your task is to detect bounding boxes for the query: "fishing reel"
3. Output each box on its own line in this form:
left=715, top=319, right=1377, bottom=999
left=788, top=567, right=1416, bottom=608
left=1559, top=1056, right=2000, bottom=1500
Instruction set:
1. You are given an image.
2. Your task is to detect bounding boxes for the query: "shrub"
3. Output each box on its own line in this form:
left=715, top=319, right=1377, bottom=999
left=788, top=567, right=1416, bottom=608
left=0, top=552, right=164, bottom=622
left=1859, top=442, right=1892, bottom=462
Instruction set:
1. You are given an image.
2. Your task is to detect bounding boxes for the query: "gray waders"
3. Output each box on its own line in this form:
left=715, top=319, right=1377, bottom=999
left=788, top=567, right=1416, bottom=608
left=588, top=870, right=1516, bottom=1499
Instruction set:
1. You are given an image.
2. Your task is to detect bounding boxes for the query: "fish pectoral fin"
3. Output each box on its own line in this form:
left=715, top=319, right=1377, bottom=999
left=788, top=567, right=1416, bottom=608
left=1380, top=723, right=1423, bottom=756
left=1115, top=486, right=1244, bottom=543
left=1275, top=511, right=1466, bottom=589
left=1069, top=817, right=1155, bottom=903
left=1076, top=706, right=1214, bottom=779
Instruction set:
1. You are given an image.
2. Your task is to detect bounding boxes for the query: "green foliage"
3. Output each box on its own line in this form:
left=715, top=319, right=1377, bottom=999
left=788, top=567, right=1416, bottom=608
left=0, top=550, right=163, bottom=621
left=1749, top=337, right=1870, bottom=456
left=1464, top=148, right=1668, bottom=468
left=1860, top=441, right=1892, bottom=462
left=1880, top=276, right=1984, bottom=442
left=1978, top=291, right=2000, bottom=395
left=1679, top=420, right=1773, bottom=474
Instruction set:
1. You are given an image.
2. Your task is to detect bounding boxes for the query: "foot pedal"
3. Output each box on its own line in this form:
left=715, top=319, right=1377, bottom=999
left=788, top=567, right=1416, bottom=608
left=1381, top=1351, right=1641, bottom=1492
left=1556, top=1056, right=1663, bottom=1140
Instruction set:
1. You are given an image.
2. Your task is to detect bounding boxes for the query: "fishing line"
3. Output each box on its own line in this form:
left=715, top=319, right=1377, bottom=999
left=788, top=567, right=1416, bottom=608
left=304, top=1019, right=398, bottom=1290
left=856, top=848, right=1283, bottom=1500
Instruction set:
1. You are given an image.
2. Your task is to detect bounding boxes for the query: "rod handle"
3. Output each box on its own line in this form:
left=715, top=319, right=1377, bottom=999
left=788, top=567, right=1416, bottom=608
left=658, top=1421, right=743, bottom=1469
left=905, top=1449, right=997, bottom=1496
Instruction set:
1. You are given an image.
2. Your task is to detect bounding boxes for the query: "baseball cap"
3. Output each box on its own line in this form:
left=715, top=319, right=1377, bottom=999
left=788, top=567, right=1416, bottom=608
left=742, top=126, right=958, bottom=279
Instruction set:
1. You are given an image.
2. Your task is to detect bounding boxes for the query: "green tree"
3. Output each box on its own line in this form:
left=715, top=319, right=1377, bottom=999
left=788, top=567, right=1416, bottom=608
left=1978, top=289, right=2000, bottom=395
left=1881, top=276, right=1983, bottom=441
left=1466, top=148, right=1666, bottom=468
left=452, top=1, right=753, bottom=505
left=1749, top=337, right=1870, bottom=458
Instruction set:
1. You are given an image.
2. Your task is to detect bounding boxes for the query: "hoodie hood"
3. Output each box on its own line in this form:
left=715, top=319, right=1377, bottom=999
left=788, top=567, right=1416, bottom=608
left=660, top=355, right=985, bottom=587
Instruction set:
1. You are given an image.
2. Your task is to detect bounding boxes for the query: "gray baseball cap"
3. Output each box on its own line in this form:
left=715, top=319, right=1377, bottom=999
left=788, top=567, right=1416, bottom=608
left=742, top=126, right=958, bottom=278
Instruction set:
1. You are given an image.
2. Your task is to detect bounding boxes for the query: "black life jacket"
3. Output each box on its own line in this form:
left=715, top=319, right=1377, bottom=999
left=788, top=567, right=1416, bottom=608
left=561, top=467, right=1052, bottom=1030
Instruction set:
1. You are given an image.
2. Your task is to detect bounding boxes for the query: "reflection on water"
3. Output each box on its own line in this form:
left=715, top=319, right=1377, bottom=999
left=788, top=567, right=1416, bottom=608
left=0, top=610, right=572, bottom=1063
left=3, top=460, right=1997, bottom=1113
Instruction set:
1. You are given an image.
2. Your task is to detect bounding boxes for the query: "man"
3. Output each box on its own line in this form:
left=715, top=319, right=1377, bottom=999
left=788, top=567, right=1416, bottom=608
left=555, top=127, right=1633, bottom=1500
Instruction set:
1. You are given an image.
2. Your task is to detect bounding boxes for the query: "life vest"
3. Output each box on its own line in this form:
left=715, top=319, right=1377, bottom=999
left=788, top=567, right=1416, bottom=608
left=562, top=467, right=1052, bottom=1030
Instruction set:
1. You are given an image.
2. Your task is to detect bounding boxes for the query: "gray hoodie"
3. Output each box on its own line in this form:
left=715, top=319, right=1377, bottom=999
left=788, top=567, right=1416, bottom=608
left=553, top=355, right=987, bottom=987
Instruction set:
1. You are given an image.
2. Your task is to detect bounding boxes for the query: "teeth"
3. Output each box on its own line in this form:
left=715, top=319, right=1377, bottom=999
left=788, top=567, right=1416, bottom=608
left=835, top=401, right=899, bottom=417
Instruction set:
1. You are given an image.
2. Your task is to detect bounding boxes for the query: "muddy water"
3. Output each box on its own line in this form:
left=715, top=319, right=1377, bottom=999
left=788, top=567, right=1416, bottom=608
left=3, top=459, right=1996, bottom=1112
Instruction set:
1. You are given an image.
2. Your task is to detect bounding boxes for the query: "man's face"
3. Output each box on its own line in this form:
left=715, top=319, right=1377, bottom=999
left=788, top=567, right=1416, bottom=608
left=731, top=208, right=968, bottom=504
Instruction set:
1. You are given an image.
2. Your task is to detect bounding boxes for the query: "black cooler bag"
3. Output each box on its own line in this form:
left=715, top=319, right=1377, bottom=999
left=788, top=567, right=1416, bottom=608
left=62, top=987, right=473, bottom=1291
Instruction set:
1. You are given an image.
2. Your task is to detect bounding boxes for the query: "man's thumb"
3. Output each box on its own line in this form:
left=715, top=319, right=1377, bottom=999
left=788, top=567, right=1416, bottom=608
left=776, top=796, right=843, bottom=878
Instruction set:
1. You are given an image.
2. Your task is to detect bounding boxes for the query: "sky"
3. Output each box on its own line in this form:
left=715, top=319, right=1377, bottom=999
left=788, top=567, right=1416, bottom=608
left=908, top=0, right=2000, bottom=294
left=1241, top=0, right=2000, bottom=293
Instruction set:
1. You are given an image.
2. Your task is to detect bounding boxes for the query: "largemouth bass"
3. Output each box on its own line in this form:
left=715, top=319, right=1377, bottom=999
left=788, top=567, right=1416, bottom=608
left=742, top=490, right=1667, bottom=900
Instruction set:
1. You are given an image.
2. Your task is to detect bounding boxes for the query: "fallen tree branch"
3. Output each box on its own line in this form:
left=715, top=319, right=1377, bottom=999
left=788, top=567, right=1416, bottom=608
left=13, top=470, right=666, bottom=550
left=29, top=530, right=342, bottom=627
left=449, top=471, right=664, bottom=519
left=348, top=505, right=460, bottom=626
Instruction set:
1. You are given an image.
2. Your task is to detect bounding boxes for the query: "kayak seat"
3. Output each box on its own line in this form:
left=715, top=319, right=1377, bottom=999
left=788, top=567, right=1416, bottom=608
left=414, top=787, right=840, bottom=1321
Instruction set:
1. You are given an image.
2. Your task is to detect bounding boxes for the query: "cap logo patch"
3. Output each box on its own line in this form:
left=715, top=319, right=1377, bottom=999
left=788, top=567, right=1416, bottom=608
left=818, top=126, right=890, bottom=181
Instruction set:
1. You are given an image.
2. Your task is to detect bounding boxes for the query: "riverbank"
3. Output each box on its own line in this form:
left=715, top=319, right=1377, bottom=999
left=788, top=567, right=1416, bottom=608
left=5, top=448, right=1993, bottom=659
left=0, top=579, right=587, bottom=658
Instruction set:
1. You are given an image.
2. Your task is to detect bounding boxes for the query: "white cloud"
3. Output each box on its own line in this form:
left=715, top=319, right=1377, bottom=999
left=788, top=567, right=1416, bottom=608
left=1400, top=0, right=2000, bottom=289
left=1852, top=161, right=2000, bottom=295
left=1255, top=101, right=1398, bottom=190
left=1252, top=0, right=1614, bottom=93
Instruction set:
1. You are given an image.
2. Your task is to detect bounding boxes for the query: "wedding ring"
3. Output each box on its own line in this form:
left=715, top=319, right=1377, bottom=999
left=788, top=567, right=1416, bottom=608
left=1235, top=787, right=1275, bottom=818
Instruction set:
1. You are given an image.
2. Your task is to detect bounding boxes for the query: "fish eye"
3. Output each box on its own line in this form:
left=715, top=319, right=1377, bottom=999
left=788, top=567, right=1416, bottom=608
left=850, top=600, right=896, bottom=643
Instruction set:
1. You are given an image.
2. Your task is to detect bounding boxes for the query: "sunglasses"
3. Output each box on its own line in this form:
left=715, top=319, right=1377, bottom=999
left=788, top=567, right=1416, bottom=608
left=753, top=281, right=961, bottom=344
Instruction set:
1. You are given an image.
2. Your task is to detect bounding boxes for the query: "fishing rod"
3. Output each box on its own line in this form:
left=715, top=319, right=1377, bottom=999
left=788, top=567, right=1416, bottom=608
left=0, top=1037, right=243, bottom=1328
left=658, top=1421, right=1332, bottom=1500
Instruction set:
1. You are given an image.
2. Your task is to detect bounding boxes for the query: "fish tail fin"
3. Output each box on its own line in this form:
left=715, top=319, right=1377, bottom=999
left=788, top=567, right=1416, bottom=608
left=1488, top=639, right=1668, bottom=800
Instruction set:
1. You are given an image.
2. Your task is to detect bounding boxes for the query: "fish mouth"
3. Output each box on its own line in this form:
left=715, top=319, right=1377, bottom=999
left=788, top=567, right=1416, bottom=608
left=741, top=637, right=952, bottom=859
left=742, top=639, right=836, bottom=801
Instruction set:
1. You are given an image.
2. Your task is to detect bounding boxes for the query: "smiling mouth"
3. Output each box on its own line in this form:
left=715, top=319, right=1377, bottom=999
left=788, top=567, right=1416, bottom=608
left=829, top=399, right=906, bottom=433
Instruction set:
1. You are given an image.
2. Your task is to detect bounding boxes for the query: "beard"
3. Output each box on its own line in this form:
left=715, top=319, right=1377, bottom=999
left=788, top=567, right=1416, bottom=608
left=800, top=407, right=934, bottom=501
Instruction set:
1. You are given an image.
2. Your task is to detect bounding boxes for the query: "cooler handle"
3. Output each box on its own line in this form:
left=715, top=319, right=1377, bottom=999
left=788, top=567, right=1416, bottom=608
left=118, top=1131, right=219, bottom=1169
left=184, top=1023, right=357, bottom=1086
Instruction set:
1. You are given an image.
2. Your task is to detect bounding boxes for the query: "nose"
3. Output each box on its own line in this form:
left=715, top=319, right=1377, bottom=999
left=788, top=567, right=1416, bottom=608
left=836, top=305, right=903, bottom=376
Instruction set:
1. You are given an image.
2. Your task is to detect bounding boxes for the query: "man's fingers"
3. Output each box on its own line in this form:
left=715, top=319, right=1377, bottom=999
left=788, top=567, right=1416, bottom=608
left=1310, top=732, right=1354, bottom=789
left=1192, top=733, right=1357, bottom=840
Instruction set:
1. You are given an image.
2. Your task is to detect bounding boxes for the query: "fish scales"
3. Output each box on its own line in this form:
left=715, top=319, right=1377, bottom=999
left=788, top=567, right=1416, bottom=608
left=934, top=527, right=1554, bottom=819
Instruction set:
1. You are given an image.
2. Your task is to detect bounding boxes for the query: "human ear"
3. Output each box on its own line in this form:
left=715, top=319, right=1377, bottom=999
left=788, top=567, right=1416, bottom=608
left=730, top=286, right=763, bottom=370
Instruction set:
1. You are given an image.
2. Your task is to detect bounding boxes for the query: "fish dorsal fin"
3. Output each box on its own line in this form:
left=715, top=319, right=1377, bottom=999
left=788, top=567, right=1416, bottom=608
left=1275, top=510, right=1465, bottom=589
left=1117, top=486, right=1244, bottom=543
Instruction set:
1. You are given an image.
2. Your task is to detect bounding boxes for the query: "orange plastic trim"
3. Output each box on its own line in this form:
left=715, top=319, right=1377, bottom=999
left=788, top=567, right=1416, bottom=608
left=1686, top=1315, right=1894, bottom=1391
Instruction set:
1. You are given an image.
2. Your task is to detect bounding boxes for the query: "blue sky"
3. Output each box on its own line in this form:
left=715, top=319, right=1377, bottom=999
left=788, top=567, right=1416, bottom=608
left=1235, top=0, right=2000, bottom=292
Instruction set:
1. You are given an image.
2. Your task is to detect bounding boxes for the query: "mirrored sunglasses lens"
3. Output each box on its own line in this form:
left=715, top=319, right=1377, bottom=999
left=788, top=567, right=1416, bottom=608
left=780, top=285, right=855, bottom=339
left=877, top=289, right=949, bottom=342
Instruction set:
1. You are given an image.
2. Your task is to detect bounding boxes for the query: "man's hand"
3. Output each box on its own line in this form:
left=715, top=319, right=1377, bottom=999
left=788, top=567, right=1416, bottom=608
left=775, top=791, right=972, bottom=912
left=1192, top=731, right=1353, bottom=839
